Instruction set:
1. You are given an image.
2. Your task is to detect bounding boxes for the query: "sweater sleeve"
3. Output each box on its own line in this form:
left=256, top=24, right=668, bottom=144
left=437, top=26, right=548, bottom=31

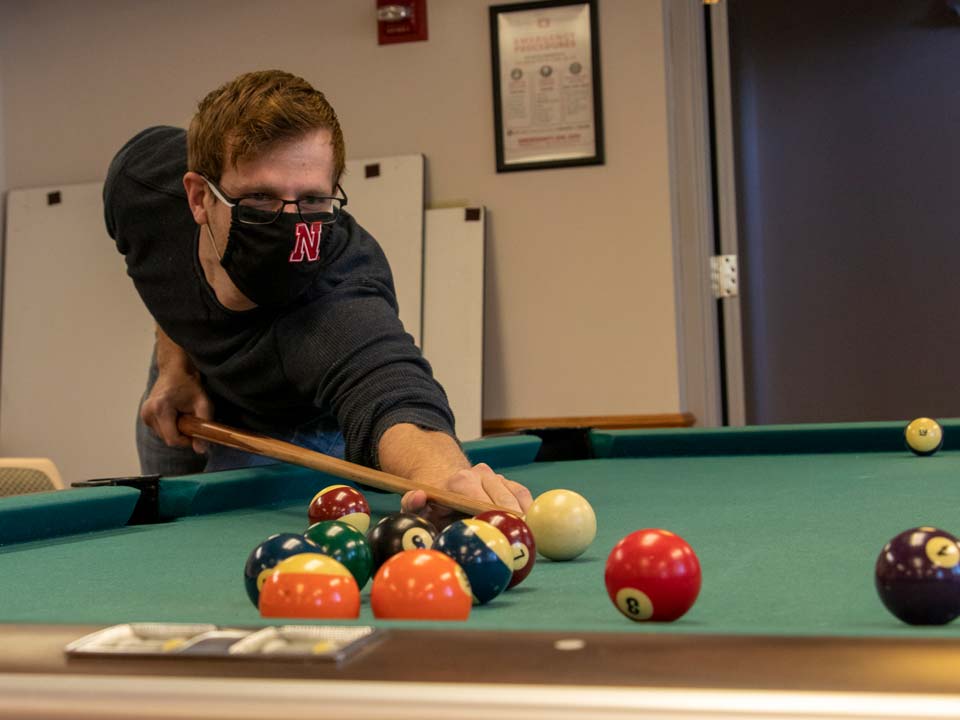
left=274, top=237, right=456, bottom=469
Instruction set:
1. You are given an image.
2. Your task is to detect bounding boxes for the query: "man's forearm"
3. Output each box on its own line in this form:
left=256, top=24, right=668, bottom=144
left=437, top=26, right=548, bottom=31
left=378, top=423, right=469, bottom=485
left=155, top=325, right=196, bottom=375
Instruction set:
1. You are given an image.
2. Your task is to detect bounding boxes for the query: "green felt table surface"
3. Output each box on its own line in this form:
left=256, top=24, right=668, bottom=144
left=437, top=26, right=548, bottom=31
left=3, top=422, right=960, bottom=639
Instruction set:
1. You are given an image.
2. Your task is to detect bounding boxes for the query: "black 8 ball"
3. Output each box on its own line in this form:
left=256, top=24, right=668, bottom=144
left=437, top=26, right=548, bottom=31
left=875, top=526, right=960, bottom=625
left=366, top=512, right=440, bottom=572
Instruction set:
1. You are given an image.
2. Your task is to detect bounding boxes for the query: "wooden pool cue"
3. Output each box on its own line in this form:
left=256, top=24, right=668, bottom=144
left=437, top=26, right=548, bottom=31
left=177, top=414, right=504, bottom=516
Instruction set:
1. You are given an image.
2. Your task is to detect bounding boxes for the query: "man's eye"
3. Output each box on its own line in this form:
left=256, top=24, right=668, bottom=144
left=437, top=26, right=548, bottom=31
left=241, top=194, right=280, bottom=210
left=300, top=197, right=333, bottom=211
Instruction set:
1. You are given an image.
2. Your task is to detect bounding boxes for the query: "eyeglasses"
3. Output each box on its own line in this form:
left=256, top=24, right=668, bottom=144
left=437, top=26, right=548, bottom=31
left=203, top=177, right=348, bottom=225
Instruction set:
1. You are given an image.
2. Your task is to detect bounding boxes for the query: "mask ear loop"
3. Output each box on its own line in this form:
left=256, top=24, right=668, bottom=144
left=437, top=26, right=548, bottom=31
left=205, top=223, right=224, bottom=262
left=204, top=183, right=225, bottom=262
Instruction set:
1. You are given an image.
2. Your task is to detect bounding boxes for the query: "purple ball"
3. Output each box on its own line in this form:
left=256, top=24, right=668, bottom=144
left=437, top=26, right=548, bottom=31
left=875, top=526, right=960, bottom=625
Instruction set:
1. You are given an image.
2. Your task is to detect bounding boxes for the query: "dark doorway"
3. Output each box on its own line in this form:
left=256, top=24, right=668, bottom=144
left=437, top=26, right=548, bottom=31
left=727, top=0, right=960, bottom=424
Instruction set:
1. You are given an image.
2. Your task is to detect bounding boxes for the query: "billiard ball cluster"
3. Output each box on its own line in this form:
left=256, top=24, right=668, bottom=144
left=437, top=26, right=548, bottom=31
left=243, top=482, right=712, bottom=625
left=242, top=483, right=544, bottom=621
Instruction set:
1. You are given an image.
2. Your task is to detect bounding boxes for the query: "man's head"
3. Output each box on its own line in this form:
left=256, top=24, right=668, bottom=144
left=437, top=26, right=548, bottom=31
left=187, top=70, right=345, bottom=185
left=184, top=70, right=346, bottom=311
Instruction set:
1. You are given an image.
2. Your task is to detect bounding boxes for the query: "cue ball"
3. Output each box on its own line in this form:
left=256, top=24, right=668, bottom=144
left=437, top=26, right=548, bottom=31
left=904, top=418, right=944, bottom=456
left=875, top=526, right=960, bottom=625
left=604, top=529, right=702, bottom=622
left=523, top=489, right=596, bottom=561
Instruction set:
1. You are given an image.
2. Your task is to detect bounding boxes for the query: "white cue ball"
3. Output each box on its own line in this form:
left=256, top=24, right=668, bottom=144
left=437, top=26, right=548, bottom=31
left=524, top=489, right=597, bottom=561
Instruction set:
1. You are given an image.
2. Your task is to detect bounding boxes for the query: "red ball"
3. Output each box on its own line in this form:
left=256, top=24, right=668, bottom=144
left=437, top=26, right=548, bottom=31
left=307, top=484, right=371, bottom=533
left=604, top=529, right=701, bottom=622
left=474, top=510, right=536, bottom=588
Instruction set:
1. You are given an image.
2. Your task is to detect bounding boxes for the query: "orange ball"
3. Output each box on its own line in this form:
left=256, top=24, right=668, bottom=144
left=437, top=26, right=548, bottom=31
left=259, top=553, right=360, bottom=619
left=370, top=549, right=472, bottom=621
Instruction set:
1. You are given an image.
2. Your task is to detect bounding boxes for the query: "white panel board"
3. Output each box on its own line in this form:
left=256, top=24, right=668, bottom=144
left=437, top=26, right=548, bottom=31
left=1, top=183, right=154, bottom=482
left=422, top=207, right=485, bottom=441
left=343, top=155, right=424, bottom=346
left=0, top=158, right=427, bottom=481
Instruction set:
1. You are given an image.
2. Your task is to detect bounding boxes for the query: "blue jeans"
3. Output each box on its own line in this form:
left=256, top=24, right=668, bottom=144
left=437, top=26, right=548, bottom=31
left=136, top=353, right=344, bottom=476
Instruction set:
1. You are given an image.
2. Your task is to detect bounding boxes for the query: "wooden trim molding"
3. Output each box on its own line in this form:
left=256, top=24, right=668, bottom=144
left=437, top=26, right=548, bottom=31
left=482, top=413, right=696, bottom=434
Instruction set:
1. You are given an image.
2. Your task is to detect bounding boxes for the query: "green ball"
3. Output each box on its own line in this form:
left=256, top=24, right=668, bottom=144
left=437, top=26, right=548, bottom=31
left=303, top=520, right=374, bottom=589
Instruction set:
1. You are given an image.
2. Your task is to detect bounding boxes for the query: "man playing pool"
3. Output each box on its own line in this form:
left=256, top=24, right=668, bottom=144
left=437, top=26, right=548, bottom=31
left=104, top=69, right=530, bottom=521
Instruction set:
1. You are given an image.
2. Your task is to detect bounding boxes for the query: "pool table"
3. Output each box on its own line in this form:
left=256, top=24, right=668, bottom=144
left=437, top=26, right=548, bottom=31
left=3, top=420, right=960, bottom=718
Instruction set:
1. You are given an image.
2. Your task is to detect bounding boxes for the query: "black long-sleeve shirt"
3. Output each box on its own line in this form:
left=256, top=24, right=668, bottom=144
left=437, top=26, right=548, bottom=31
left=103, top=126, right=454, bottom=467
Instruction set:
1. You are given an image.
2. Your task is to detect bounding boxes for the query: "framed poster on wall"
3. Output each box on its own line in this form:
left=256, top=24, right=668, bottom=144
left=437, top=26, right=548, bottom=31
left=490, top=0, right=604, bottom=172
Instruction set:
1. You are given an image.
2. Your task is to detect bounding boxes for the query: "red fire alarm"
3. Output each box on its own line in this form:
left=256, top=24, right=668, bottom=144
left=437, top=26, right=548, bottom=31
left=377, top=0, right=428, bottom=45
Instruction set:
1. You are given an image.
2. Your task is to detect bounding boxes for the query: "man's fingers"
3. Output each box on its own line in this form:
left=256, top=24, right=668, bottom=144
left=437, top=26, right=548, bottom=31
left=401, top=490, right=466, bottom=530
left=400, top=489, right=428, bottom=514
left=508, top=480, right=534, bottom=512
left=141, top=382, right=213, bottom=453
left=194, top=395, right=214, bottom=421
left=400, top=463, right=532, bottom=528
left=156, top=406, right=189, bottom=448
left=418, top=502, right=465, bottom=530
left=480, top=473, right=523, bottom=512
left=189, top=398, right=212, bottom=453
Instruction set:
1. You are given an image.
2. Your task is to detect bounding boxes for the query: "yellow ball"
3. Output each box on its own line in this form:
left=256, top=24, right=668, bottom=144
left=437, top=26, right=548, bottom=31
left=905, top=417, right=944, bottom=456
left=524, top=489, right=596, bottom=561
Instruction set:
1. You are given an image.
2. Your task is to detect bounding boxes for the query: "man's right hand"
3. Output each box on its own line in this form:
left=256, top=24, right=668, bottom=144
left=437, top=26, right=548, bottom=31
left=143, top=326, right=213, bottom=454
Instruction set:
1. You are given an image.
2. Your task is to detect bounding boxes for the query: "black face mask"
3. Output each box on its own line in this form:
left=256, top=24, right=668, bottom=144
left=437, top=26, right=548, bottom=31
left=211, top=207, right=329, bottom=308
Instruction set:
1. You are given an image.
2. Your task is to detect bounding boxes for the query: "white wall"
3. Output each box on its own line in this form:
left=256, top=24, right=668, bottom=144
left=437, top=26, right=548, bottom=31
left=0, top=0, right=680, bottom=434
